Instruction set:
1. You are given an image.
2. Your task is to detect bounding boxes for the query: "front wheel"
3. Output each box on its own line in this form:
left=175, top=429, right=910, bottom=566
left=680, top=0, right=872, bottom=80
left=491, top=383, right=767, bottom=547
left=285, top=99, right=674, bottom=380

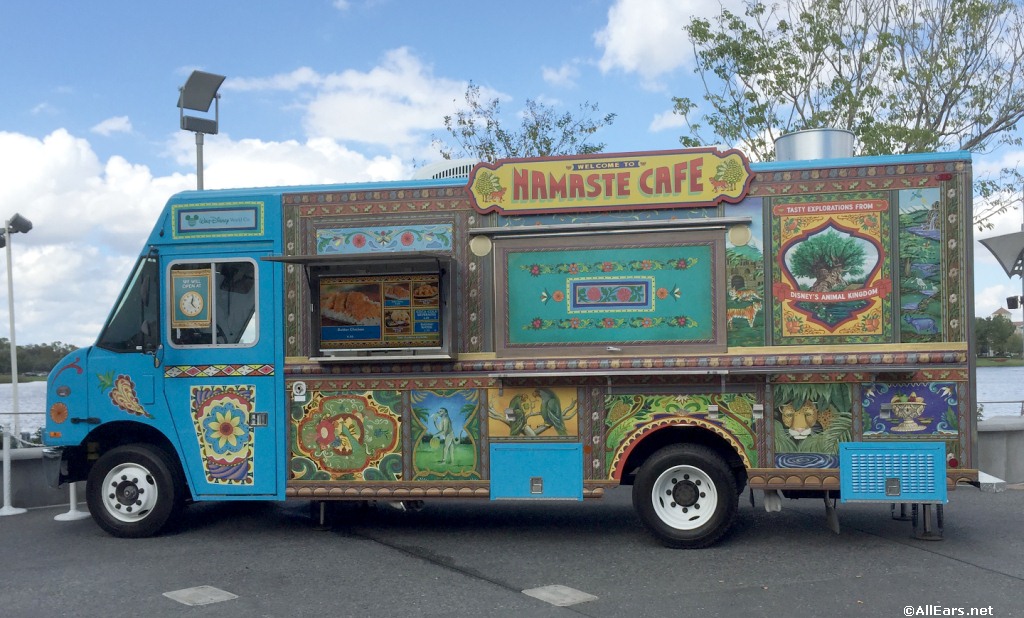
left=632, top=444, right=738, bottom=548
left=86, top=444, right=182, bottom=538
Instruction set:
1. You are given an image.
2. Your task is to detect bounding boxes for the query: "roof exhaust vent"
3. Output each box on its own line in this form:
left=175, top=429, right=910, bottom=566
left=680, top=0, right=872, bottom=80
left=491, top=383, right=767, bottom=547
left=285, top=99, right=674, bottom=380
left=774, top=128, right=855, bottom=162
left=411, top=159, right=480, bottom=180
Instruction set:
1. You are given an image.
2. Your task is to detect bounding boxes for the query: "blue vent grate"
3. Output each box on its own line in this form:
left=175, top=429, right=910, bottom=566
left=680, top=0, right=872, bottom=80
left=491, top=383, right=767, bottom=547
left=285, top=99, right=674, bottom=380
left=839, top=442, right=947, bottom=503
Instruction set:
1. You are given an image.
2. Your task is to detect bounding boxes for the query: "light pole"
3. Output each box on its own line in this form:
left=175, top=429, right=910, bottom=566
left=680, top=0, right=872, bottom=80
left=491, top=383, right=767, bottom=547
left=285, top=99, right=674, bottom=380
left=0, top=212, right=30, bottom=515
left=1, top=214, right=32, bottom=443
left=178, top=71, right=225, bottom=191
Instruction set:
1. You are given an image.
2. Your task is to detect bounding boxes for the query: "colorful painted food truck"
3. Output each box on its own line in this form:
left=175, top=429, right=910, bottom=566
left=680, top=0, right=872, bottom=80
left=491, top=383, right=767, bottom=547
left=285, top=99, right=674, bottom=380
left=43, top=138, right=978, bottom=547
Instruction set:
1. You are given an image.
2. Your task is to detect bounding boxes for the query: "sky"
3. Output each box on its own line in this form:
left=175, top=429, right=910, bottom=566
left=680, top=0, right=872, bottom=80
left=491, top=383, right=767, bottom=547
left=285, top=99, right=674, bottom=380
left=0, top=0, right=1022, bottom=347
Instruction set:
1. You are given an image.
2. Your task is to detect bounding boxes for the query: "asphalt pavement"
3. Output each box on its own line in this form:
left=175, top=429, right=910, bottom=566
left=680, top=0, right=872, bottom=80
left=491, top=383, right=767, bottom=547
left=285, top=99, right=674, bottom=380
left=1, top=484, right=1021, bottom=617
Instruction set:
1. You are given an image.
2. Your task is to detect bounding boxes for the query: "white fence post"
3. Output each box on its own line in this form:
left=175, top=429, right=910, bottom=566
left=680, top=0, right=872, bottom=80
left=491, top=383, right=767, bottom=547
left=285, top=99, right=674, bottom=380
left=54, top=482, right=89, bottom=521
left=1, top=425, right=26, bottom=516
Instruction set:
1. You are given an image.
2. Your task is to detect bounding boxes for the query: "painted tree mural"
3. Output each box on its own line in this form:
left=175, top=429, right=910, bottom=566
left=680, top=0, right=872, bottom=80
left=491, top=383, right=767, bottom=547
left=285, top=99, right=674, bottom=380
left=790, top=230, right=867, bottom=292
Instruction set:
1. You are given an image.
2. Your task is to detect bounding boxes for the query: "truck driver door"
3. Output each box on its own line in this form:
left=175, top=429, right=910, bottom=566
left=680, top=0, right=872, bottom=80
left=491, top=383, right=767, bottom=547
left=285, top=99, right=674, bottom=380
left=161, top=255, right=281, bottom=497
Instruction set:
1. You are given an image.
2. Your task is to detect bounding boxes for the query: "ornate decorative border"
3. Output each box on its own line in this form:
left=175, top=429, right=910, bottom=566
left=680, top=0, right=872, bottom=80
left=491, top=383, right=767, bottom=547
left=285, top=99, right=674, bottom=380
left=165, top=364, right=275, bottom=378
left=747, top=468, right=978, bottom=490
left=285, top=482, right=608, bottom=499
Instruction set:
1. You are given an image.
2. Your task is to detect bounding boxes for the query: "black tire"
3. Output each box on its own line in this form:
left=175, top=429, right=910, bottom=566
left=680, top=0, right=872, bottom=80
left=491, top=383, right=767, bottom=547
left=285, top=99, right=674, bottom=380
left=632, top=444, right=739, bottom=549
left=86, top=444, right=182, bottom=538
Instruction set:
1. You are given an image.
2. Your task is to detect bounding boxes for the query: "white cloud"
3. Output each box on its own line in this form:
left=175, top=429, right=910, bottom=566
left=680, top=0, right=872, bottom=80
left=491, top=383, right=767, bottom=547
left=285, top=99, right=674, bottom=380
left=228, top=48, right=476, bottom=155
left=303, top=48, right=469, bottom=149
left=0, top=125, right=418, bottom=346
left=976, top=281, right=1021, bottom=320
left=649, top=108, right=687, bottom=132
left=30, top=102, right=58, bottom=116
left=227, top=67, right=324, bottom=92
left=91, top=116, right=132, bottom=136
left=167, top=132, right=408, bottom=189
left=542, top=62, right=580, bottom=88
left=595, top=0, right=745, bottom=86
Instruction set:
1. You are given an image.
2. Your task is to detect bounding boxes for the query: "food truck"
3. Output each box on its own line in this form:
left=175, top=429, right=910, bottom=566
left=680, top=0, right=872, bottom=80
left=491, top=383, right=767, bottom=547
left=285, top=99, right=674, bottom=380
left=43, top=135, right=978, bottom=547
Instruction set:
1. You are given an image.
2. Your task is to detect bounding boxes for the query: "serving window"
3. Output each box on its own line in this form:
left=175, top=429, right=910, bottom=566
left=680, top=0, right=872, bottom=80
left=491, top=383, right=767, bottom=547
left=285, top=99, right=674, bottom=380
left=281, top=253, right=453, bottom=361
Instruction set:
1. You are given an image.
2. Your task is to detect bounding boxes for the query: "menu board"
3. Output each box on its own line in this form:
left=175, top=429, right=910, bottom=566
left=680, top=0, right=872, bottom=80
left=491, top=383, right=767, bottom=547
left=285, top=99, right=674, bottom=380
left=318, top=273, right=441, bottom=350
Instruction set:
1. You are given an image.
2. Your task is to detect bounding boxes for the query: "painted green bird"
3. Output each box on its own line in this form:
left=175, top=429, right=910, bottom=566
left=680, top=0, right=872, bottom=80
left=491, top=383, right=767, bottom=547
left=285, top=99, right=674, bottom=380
left=536, top=388, right=566, bottom=436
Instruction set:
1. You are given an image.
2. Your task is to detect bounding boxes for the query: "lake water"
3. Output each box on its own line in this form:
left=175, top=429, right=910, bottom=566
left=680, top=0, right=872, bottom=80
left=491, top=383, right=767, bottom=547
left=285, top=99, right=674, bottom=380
left=1, top=365, right=1020, bottom=442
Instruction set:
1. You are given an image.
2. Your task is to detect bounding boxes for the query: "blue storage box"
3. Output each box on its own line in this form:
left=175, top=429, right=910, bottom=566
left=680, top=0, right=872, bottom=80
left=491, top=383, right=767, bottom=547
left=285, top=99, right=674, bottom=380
left=839, top=442, right=947, bottom=503
left=489, top=442, right=583, bottom=500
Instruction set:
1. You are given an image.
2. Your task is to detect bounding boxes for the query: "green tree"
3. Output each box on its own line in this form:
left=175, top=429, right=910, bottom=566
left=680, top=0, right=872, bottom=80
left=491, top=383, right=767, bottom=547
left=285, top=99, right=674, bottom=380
left=435, top=82, right=617, bottom=162
left=987, top=317, right=1019, bottom=354
left=975, top=314, right=1021, bottom=355
left=674, top=0, right=1024, bottom=229
left=975, top=316, right=993, bottom=354
left=789, top=231, right=867, bottom=291
left=0, top=339, right=78, bottom=377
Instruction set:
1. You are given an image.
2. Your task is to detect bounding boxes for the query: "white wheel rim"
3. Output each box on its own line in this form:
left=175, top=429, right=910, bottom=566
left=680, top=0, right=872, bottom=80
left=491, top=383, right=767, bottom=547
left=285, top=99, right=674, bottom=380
left=650, top=464, right=718, bottom=531
left=100, top=462, right=159, bottom=523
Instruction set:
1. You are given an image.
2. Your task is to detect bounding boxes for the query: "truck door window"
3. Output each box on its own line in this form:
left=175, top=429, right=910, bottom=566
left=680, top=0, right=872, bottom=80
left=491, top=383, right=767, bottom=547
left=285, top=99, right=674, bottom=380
left=97, top=256, right=159, bottom=353
left=168, top=259, right=257, bottom=348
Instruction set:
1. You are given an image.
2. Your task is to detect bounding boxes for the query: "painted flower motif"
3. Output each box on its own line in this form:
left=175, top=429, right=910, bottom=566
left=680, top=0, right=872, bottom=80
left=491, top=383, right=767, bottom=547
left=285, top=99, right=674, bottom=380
left=675, top=316, right=688, bottom=327
left=352, top=234, right=367, bottom=249
left=786, top=319, right=802, bottom=334
left=603, top=318, right=616, bottom=328
left=601, top=261, right=614, bottom=272
left=529, top=264, right=541, bottom=276
left=640, top=260, right=654, bottom=270
left=400, top=231, right=415, bottom=246
left=641, top=317, right=653, bottom=328
left=315, top=418, right=336, bottom=449
left=568, top=263, right=579, bottom=274
left=570, top=317, right=581, bottom=329
left=531, top=318, right=543, bottom=329
left=50, top=402, right=68, bottom=424
left=864, top=317, right=881, bottom=331
left=616, top=287, right=632, bottom=302
left=656, top=288, right=669, bottom=300
left=950, top=319, right=959, bottom=329
left=204, top=405, right=248, bottom=453
left=675, top=259, right=689, bottom=270
left=552, top=290, right=564, bottom=302
left=587, top=287, right=603, bottom=301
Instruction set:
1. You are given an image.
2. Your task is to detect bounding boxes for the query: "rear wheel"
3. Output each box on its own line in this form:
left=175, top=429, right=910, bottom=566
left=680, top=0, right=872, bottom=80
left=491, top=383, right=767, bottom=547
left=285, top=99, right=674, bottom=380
left=86, top=444, right=182, bottom=538
left=632, top=444, right=738, bottom=548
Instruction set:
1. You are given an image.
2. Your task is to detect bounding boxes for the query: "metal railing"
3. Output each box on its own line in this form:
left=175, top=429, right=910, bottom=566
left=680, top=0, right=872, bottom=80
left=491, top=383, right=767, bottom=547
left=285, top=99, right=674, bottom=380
left=978, top=400, right=1024, bottom=417
left=1, top=411, right=87, bottom=520
left=0, top=410, right=44, bottom=448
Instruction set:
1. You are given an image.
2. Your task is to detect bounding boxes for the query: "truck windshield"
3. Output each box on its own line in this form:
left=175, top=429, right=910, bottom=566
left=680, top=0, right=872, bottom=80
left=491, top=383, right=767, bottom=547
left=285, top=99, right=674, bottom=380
left=97, top=255, right=159, bottom=352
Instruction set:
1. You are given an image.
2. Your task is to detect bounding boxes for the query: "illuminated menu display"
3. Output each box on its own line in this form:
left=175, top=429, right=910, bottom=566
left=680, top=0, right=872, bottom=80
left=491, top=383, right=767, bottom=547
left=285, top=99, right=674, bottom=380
left=318, top=273, right=441, bottom=350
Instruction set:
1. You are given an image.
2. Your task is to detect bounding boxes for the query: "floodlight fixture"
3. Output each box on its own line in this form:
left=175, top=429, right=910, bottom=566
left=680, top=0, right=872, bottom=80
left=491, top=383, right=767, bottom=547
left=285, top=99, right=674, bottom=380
left=178, top=70, right=226, bottom=190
